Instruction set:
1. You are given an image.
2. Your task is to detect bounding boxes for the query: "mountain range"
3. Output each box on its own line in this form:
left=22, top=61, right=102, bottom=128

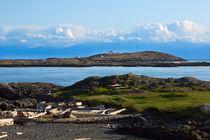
left=0, top=20, right=210, bottom=60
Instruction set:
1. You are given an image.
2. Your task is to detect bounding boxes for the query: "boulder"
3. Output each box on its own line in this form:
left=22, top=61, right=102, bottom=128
left=200, top=104, right=210, bottom=113
left=203, top=119, right=210, bottom=127
left=0, top=83, right=20, bottom=99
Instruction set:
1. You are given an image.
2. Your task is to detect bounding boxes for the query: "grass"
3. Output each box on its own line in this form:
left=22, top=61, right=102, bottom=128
left=53, top=87, right=210, bottom=120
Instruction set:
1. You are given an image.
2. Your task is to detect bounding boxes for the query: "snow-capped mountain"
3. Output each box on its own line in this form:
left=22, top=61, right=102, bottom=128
left=0, top=20, right=210, bottom=47
left=0, top=20, right=210, bottom=59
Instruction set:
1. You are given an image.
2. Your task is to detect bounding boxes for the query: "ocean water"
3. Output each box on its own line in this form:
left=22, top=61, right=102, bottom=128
left=0, top=66, right=210, bottom=86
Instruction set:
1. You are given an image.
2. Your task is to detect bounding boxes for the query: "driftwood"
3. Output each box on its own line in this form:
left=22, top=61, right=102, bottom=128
left=15, top=114, right=141, bottom=123
left=16, top=108, right=42, bottom=112
left=19, top=111, right=47, bottom=119
left=27, top=112, right=47, bottom=119
left=0, top=118, right=14, bottom=126
left=72, top=105, right=105, bottom=110
left=109, top=108, right=126, bottom=115
left=72, top=108, right=125, bottom=116
left=75, top=138, right=91, bottom=140
left=16, top=132, right=23, bottom=135
left=55, top=108, right=72, bottom=118
left=48, top=108, right=62, bottom=115
left=71, top=110, right=102, bottom=115
left=0, top=134, right=8, bottom=139
left=0, top=111, right=17, bottom=118
left=58, top=108, right=71, bottom=116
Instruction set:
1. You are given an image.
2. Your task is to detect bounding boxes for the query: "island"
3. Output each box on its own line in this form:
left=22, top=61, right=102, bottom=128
left=1, top=51, right=210, bottom=67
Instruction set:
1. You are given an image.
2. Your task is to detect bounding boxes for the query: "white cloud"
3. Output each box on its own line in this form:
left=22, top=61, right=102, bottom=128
left=0, top=20, right=210, bottom=47
left=66, top=29, right=74, bottom=39
left=133, top=20, right=210, bottom=43
left=0, top=36, right=6, bottom=40
left=55, top=27, right=64, bottom=33
left=136, top=36, right=141, bottom=40
left=119, top=36, right=125, bottom=40
left=20, top=39, right=27, bottom=43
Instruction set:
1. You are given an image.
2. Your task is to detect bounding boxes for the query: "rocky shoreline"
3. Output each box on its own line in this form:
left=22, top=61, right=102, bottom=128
left=1, top=61, right=210, bottom=67
left=0, top=73, right=209, bottom=139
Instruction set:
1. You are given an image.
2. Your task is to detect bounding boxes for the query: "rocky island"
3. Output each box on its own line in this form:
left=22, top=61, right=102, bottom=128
left=0, top=73, right=209, bottom=139
left=0, top=51, right=210, bottom=67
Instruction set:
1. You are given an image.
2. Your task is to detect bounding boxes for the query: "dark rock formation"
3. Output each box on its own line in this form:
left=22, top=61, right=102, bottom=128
left=117, top=118, right=210, bottom=140
left=0, top=83, right=19, bottom=100
left=0, top=82, right=64, bottom=110
left=64, top=73, right=210, bottom=95
left=0, top=82, right=64, bottom=100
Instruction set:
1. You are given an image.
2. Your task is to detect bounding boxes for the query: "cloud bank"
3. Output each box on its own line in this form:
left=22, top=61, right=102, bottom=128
left=0, top=20, right=210, bottom=47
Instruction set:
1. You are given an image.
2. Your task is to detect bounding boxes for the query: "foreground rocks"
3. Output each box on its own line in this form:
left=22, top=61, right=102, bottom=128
left=0, top=82, right=64, bottom=110
left=117, top=117, right=210, bottom=140
left=0, top=82, right=64, bottom=100
left=0, top=98, right=37, bottom=111
left=200, top=104, right=210, bottom=113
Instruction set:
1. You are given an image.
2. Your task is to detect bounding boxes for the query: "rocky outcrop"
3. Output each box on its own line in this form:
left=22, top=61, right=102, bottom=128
left=0, top=82, right=64, bottom=100
left=64, top=73, right=210, bottom=95
left=0, top=83, right=20, bottom=100
left=0, top=82, right=64, bottom=110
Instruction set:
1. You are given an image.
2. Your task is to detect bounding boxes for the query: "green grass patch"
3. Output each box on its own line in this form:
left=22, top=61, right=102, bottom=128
left=53, top=89, right=210, bottom=120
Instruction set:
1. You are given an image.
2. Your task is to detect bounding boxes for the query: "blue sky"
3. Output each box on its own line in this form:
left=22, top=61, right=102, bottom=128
left=1, top=0, right=210, bottom=30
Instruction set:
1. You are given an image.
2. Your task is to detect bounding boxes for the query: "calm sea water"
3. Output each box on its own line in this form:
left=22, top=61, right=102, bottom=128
left=0, top=67, right=210, bottom=86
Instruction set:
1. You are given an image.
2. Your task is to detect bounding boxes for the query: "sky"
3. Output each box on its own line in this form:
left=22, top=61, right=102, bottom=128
left=1, top=0, right=210, bottom=30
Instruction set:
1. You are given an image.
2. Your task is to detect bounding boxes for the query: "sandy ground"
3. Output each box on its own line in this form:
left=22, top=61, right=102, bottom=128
left=0, top=122, right=136, bottom=140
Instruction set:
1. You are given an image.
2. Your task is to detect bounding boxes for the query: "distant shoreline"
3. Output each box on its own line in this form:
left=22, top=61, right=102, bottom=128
left=1, top=51, right=210, bottom=67
left=0, top=62, right=210, bottom=67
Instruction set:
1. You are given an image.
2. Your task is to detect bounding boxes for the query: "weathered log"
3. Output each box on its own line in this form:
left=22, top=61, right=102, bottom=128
left=48, top=108, right=62, bottom=115
left=0, top=111, right=17, bottom=118
left=0, top=134, right=8, bottom=139
left=15, top=114, right=141, bottom=123
left=28, top=112, right=47, bottom=119
left=109, top=108, right=126, bottom=115
left=0, top=118, right=14, bottom=126
left=75, top=138, right=91, bottom=140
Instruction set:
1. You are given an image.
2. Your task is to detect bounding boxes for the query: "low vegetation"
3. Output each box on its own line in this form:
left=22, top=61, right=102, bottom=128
left=53, top=73, right=210, bottom=119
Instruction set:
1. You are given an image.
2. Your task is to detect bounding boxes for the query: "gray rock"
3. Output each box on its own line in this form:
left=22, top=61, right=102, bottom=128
left=200, top=104, right=210, bottom=113
left=203, top=119, right=210, bottom=127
